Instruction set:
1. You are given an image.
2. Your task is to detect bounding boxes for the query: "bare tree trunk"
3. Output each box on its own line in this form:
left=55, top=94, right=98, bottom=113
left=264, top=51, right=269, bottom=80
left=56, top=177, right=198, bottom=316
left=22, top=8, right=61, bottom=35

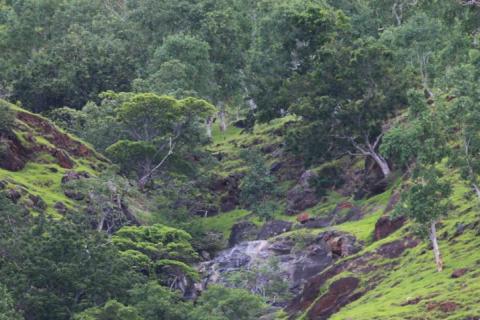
left=370, top=150, right=392, bottom=178
left=429, top=221, right=443, bottom=272
left=473, top=183, right=480, bottom=201
left=206, top=116, right=214, bottom=139
left=138, top=138, right=174, bottom=189
left=218, top=103, right=227, bottom=132
left=462, top=136, right=480, bottom=201
left=97, top=214, right=106, bottom=232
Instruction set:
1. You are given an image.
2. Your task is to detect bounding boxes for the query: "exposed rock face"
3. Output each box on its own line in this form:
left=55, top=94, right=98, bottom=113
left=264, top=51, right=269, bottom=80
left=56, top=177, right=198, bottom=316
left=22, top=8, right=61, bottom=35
left=299, top=202, right=364, bottom=229
left=17, top=111, right=99, bottom=159
left=374, top=215, right=406, bottom=241
left=199, top=230, right=361, bottom=303
left=28, top=194, right=47, bottom=211
left=229, top=221, right=259, bottom=247
left=0, top=133, right=28, bottom=171
left=286, top=170, right=319, bottom=215
left=286, top=237, right=420, bottom=319
left=61, top=171, right=90, bottom=184
left=54, top=201, right=68, bottom=214
left=6, top=188, right=22, bottom=203
left=210, top=174, right=243, bottom=213
left=320, top=231, right=360, bottom=257
left=427, top=301, right=459, bottom=313
left=257, top=220, right=293, bottom=240
left=1, top=110, right=106, bottom=173
left=64, top=189, right=85, bottom=201
left=61, top=171, right=90, bottom=201
left=306, top=277, right=361, bottom=320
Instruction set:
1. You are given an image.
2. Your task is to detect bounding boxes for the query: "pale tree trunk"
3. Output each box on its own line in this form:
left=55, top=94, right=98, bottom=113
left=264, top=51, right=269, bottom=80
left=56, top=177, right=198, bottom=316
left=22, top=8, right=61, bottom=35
left=473, top=183, right=480, bottom=201
left=418, top=52, right=434, bottom=100
left=138, top=138, right=174, bottom=189
left=429, top=220, right=443, bottom=272
left=218, top=102, right=228, bottom=132
left=206, top=116, right=214, bottom=139
left=462, top=136, right=480, bottom=201
left=370, top=150, right=392, bottom=178
left=350, top=134, right=392, bottom=179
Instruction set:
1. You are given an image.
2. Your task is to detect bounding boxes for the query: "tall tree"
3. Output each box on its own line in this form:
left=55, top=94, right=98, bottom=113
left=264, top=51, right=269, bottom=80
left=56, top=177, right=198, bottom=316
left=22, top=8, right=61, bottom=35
left=288, top=37, right=408, bottom=175
left=105, top=93, right=215, bottom=188
left=396, top=168, right=451, bottom=272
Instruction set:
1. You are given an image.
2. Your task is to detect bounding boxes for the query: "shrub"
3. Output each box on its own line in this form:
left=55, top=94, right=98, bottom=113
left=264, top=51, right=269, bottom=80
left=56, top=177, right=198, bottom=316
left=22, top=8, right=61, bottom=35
left=0, top=101, right=15, bottom=133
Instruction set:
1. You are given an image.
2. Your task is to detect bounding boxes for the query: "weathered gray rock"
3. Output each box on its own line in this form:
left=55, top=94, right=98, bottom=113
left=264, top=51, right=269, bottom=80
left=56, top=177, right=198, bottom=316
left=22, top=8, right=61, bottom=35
left=54, top=201, right=67, bottom=214
left=64, top=189, right=85, bottom=201
left=257, top=220, right=293, bottom=240
left=286, top=170, right=320, bottom=215
left=6, top=188, right=22, bottom=203
left=228, top=221, right=259, bottom=247
left=61, top=171, right=90, bottom=184
left=28, top=194, right=47, bottom=210
left=198, top=230, right=361, bottom=303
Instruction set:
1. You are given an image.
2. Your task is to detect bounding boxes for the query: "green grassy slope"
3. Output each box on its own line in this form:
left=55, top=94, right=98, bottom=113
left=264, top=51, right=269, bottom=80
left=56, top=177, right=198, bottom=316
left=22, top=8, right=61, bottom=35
left=0, top=101, right=105, bottom=216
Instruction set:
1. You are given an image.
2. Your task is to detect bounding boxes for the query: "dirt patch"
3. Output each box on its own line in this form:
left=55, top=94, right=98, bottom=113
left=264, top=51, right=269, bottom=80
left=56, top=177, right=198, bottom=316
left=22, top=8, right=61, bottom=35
left=427, top=301, right=459, bottom=313
left=17, top=111, right=102, bottom=160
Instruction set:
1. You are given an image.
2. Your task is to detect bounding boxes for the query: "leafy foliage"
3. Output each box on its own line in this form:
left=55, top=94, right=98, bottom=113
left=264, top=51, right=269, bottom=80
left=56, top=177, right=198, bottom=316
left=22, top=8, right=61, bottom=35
left=112, top=224, right=199, bottom=284
left=0, top=100, right=15, bottom=133
left=0, top=194, right=141, bottom=319
left=189, top=285, right=266, bottom=320
left=240, top=150, right=279, bottom=220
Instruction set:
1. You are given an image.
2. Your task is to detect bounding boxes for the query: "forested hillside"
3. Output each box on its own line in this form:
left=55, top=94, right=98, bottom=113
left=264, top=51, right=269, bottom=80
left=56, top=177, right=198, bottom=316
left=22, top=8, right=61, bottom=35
left=1, top=0, right=480, bottom=319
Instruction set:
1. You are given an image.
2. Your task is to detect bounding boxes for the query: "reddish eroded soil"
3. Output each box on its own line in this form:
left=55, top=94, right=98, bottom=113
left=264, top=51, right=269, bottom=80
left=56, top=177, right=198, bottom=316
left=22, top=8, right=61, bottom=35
left=1, top=111, right=106, bottom=171
left=17, top=111, right=96, bottom=158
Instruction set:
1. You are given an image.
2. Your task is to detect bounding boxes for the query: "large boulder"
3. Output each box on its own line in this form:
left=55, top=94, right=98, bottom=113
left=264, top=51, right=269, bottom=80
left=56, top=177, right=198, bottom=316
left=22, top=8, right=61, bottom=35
left=61, top=171, right=90, bottom=184
left=291, top=241, right=333, bottom=288
left=210, top=174, right=242, bottom=213
left=257, top=220, right=293, bottom=240
left=319, top=231, right=360, bottom=257
left=286, top=170, right=320, bottom=215
left=0, top=134, right=28, bottom=171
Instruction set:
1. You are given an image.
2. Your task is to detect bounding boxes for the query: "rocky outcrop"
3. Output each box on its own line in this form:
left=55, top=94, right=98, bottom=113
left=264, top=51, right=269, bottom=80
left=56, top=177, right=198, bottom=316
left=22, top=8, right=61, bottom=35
left=306, top=277, right=361, bottom=320
left=229, top=221, right=259, bottom=247
left=286, top=170, right=320, bottom=215
left=1, top=110, right=106, bottom=173
left=298, top=202, right=365, bottom=229
left=61, top=171, right=90, bottom=201
left=210, top=174, right=243, bottom=213
left=374, top=215, right=406, bottom=240
left=199, top=230, right=361, bottom=303
left=286, top=237, right=420, bottom=319
left=451, top=268, right=468, bottom=278
left=17, top=111, right=99, bottom=159
left=61, top=171, right=90, bottom=184
left=257, top=220, right=293, bottom=240
left=0, top=133, right=29, bottom=171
